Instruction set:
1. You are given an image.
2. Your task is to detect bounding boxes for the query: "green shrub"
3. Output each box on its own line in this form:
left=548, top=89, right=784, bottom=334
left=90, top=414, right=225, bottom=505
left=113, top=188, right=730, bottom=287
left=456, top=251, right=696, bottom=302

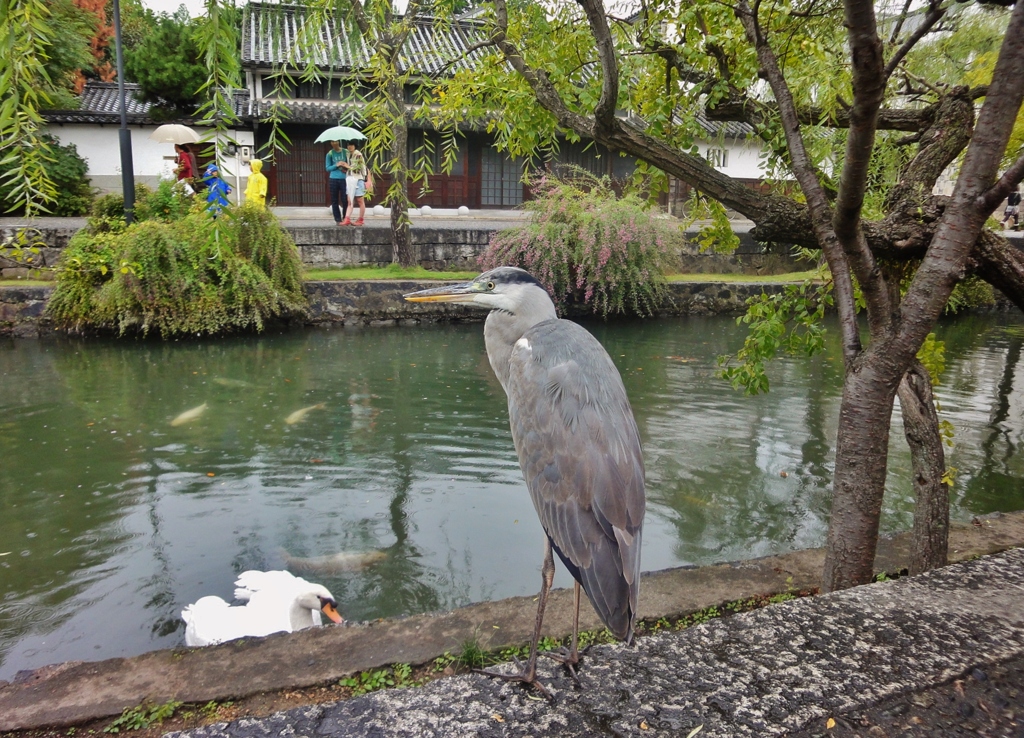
left=48, top=203, right=306, bottom=336
left=479, top=170, right=680, bottom=317
left=90, top=183, right=154, bottom=229
left=0, top=135, right=94, bottom=216
left=945, top=275, right=996, bottom=314
left=135, top=179, right=193, bottom=223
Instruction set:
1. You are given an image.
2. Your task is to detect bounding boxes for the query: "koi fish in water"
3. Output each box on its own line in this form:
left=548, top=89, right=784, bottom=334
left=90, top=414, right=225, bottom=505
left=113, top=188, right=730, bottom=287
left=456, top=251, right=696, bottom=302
left=280, top=549, right=388, bottom=574
left=285, top=403, right=326, bottom=425
left=170, top=402, right=208, bottom=427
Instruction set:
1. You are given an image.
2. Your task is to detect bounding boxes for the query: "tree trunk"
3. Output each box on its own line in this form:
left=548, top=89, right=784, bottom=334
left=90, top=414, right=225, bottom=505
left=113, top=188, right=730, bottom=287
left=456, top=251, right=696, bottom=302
left=388, top=79, right=413, bottom=267
left=822, top=353, right=902, bottom=591
left=897, top=362, right=949, bottom=575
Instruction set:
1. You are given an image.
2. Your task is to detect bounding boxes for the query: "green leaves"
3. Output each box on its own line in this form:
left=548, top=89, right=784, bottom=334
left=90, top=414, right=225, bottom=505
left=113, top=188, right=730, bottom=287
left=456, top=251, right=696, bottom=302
left=719, top=278, right=833, bottom=394
left=47, top=201, right=306, bottom=337
left=103, top=701, right=181, bottom=733
left=124, top=12, right=208, bottom=117
left=339, top=662, right=417, bottom=695
left=480, top=169, right=680, bottom=317
left=0, top=0, right=59, bottom=215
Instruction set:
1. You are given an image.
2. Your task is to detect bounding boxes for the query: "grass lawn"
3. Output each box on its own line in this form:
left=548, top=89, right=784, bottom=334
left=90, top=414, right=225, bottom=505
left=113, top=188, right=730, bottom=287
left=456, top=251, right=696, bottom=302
left=667, top=270, right=820, bottom=283
left=304, top=266, right=477, bottom=281
left=0, top=279, right=51, bottom=287
left=303, top=267, right=821, bottom=283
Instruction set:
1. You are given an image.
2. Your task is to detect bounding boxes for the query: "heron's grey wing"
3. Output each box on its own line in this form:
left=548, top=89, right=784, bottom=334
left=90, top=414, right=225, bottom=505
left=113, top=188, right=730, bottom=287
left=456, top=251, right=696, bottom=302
left=506, top=319, right=645, bottom=640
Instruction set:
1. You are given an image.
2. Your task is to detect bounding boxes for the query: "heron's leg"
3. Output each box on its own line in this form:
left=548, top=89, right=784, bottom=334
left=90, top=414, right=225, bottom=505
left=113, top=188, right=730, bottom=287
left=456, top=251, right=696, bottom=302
left=544, top=581, right=581, bottom=679
left=475, top=538, right=555, bottom=698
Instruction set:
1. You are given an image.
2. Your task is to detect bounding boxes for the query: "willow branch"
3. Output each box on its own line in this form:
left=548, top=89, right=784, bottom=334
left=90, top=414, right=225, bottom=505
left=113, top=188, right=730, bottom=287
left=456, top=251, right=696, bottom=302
left=883, top=1, right=946, bottom=83
left=488, top=0, right=593, bottom=134
left=706, top=93, right=934, bottom=132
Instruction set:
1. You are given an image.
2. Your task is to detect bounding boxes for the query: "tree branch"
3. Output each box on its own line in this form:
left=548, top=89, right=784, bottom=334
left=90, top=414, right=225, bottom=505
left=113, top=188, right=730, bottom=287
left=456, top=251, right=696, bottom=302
left=736, top=0, right=863, bottom=362
left=488, top=0, right=594, bottom=136
left=575, top=0, right=619, bottom=126
left=898, top=0, right=1024, bottom=359
left=832, top=0, right=892, bottom=335
left=977, top=151, right=1024, bottom=214
left=706, top=92, right=935, bottom=132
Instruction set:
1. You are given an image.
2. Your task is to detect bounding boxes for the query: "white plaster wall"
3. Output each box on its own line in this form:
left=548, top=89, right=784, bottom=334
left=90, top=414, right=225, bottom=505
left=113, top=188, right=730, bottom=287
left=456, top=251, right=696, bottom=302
left=43, top=124, right=255, bottom=202
left=45, top=123, right=178, bottom=186
left=700, top=138, right=767, bottom=180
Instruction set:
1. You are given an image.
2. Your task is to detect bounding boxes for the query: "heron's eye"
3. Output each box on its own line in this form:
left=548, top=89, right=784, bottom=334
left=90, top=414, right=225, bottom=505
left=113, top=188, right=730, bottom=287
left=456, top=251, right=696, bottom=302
left=486, top=281, right=495, bottom=291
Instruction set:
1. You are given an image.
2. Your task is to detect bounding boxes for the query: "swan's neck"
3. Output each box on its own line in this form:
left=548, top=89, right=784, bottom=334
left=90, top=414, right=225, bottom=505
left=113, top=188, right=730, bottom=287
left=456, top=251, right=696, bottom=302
left=288, top=600, right=317, bottom=631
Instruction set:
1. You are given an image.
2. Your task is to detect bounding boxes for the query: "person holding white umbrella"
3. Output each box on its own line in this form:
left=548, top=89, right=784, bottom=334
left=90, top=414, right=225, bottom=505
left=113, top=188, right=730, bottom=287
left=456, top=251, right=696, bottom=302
left=174, top=144, right=198, bottom=187
left=316, top=125, right=366, bottom=226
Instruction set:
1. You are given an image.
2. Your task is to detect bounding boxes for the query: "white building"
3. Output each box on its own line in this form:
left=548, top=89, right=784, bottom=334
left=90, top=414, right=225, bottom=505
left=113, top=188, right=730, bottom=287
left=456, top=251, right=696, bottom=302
left=43, top=82, right=255, bottom=201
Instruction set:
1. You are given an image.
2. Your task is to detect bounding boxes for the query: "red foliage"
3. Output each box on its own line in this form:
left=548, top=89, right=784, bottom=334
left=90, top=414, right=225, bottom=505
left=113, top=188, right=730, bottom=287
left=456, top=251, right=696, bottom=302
left=72, top=0, right=115, bottom=85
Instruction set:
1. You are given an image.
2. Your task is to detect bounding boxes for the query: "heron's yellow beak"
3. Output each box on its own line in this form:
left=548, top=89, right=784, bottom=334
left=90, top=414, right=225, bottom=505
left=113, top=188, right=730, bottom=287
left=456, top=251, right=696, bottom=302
left=321, top=601, right=343, bottom=624
left=403, top=282, right=479, bottom=303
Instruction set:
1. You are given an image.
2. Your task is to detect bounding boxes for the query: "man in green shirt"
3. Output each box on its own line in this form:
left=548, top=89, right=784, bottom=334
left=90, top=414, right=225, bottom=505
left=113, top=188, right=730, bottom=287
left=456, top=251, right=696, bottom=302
left=325, top=141, right=348, bottom=226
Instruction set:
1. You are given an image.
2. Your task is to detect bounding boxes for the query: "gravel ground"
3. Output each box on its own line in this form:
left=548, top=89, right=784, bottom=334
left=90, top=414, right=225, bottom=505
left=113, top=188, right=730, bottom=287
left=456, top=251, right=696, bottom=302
left=791, top=655, right=1024, bottom=737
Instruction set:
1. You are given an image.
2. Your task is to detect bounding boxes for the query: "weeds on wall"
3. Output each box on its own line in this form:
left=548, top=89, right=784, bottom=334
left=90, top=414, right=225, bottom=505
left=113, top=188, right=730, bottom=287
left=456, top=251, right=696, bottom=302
left=479, top=169, right=681, bottom=317
left=47, top=198, right=306, bottom=337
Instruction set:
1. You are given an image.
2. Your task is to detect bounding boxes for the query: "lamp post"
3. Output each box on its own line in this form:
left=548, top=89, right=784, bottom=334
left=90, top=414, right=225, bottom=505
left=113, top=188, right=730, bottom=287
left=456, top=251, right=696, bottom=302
left=112, top=0, right=135, bottom=224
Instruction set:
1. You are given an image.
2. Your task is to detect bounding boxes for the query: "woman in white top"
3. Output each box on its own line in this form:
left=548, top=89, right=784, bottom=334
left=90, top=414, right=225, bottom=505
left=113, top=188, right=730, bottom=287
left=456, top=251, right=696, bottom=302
left=341, top=141, right=369, bottom=226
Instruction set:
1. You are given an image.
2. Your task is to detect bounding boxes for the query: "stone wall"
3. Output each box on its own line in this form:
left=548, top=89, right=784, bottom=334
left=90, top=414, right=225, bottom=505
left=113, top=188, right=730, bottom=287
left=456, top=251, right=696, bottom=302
left=0, top=285, right=53, bottom=338
left=1, top=280, right=788, bottom=337
left=292, top=226, right=492, bottom=271
left=0, top=220, right=806, bottom=275
left=0, top=225, right=74, bottom=278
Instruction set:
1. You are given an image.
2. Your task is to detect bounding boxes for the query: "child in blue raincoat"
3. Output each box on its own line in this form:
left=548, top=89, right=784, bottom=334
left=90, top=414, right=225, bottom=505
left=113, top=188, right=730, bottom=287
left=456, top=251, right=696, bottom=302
left=204, top=163, right=232, bottom=216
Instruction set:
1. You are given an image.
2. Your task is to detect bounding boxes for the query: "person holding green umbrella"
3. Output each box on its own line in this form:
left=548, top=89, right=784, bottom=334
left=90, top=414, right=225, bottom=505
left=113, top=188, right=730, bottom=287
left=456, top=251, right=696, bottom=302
left=325, top=140, right=348, bottom=226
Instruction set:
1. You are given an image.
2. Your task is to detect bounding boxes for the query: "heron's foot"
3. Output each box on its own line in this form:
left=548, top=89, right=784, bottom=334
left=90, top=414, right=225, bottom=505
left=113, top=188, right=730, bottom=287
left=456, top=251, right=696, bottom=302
left=543, top=646, right=581, bottom=682
left=474, top=663, right=552, bottom=699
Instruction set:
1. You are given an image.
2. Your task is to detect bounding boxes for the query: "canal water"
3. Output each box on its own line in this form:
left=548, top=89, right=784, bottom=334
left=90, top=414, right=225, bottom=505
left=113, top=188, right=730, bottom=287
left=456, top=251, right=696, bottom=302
left=1, top=313, right=1022, bottom=679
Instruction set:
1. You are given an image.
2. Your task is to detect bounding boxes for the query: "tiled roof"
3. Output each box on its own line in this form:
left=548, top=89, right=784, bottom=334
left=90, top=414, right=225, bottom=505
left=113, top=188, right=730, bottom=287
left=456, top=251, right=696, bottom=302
left=242, top=2, right=488, bottom=75
left=693, top=110, right=754, bottom=139
left=43, top=82, right=252, bottom=125
left=240, top=2, right=751, bottom=140
left=252, top=99, right=363, bottom=125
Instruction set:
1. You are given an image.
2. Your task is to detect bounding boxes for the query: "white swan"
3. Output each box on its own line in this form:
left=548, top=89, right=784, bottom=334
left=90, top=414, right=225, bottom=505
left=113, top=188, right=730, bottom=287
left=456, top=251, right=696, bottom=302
left=182, top=570, right=343, bottom=647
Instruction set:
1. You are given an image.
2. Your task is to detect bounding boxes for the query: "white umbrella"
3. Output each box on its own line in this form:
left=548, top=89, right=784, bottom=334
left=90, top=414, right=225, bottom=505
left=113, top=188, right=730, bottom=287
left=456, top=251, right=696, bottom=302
left=314, top=125, right=366, bottom=143
left=148, top=124, right=201, bottom=144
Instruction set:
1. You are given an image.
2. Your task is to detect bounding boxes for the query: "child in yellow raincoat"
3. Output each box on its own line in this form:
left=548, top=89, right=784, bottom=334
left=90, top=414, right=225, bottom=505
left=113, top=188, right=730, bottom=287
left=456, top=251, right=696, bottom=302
left=245, top=159, right=268, bottom=208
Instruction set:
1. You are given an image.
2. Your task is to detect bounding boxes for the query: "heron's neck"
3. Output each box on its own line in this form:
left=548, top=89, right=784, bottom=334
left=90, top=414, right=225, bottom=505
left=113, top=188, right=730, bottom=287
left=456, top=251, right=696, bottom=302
left=484, top=294, right=556, bottom=393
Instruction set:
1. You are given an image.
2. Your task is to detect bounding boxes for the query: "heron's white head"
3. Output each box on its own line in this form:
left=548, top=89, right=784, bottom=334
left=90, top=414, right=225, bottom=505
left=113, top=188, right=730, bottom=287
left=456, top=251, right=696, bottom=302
left=404, top=267, right=556, bottom=320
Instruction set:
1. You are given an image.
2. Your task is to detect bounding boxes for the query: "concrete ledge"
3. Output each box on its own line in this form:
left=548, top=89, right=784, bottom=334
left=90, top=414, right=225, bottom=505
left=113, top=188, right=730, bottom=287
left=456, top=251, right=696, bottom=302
left=165, top=545, right=1024, bottom=738
left=1, top=510, right=1022, bottom=732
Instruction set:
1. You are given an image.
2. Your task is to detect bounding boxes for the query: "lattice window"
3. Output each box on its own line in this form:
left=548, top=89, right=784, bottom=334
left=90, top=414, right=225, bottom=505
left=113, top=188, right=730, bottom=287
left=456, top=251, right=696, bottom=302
left=706, top=148, right=728, bottom=168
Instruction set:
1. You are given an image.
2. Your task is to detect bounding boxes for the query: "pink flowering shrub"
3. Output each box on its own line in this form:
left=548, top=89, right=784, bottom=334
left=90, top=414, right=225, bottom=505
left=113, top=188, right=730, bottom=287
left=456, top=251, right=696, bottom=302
left=479, top=171, right=678, bottom=317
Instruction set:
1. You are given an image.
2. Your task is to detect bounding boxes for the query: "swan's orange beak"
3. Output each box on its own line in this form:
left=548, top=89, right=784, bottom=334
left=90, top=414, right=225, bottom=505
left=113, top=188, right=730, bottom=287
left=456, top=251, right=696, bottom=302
left=322, top=602, right=343, bottom=624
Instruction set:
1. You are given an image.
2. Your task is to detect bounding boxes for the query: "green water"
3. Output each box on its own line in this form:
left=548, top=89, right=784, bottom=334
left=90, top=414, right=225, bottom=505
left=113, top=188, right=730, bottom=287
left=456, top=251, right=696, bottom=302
left=1, top=313, right=1022, bottom=679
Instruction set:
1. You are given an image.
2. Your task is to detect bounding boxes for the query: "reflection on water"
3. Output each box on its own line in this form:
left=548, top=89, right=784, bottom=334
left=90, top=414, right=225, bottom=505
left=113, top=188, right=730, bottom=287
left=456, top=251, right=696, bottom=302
left=1, top=313, right=1022, bottom=678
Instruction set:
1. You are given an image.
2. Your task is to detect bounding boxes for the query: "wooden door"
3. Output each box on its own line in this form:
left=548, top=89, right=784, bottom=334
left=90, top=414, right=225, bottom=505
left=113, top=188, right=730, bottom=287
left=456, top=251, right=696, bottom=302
left=274, top=138, right=328, bottom=206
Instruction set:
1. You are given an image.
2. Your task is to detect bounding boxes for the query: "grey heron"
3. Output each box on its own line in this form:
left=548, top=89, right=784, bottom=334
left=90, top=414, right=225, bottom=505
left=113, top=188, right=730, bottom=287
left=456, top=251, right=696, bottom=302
left=405, top=266, right=645, bottom=695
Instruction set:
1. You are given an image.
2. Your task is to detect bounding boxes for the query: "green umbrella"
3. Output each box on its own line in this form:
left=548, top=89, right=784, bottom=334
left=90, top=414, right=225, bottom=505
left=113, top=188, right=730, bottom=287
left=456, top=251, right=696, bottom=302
left=314, top=125, right=366, bottom=143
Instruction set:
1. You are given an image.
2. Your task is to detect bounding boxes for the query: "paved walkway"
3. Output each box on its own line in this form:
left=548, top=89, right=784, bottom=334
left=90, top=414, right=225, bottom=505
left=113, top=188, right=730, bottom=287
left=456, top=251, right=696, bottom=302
left=0, top=207, right=885, bottom=237
left=163, top=547, right=1024, bottom=738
